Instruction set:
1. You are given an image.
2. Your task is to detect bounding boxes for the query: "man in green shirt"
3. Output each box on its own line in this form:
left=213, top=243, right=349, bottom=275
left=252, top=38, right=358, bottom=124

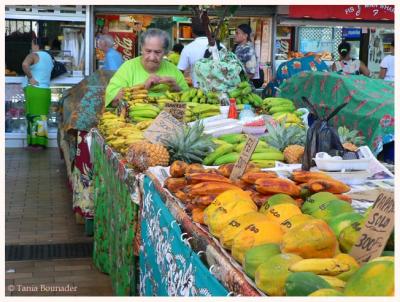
left=105, top=28, right=189, bottom=107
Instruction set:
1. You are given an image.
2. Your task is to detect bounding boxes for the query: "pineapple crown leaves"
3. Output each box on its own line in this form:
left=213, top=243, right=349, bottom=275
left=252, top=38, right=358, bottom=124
left=338, top=126, right=365, bottom=145
left=264, top=118, right=306, bottom=151
left=162, top=120, right=216, bottom=164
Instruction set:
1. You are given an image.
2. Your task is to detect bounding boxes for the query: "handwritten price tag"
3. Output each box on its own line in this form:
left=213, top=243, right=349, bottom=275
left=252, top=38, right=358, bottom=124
left=229, top=134, right=259, bottom=181
left=349, top=190, right=394, bottom=265
left=144, top=111, right=183, bottom=144
left=164, top=103, right=186, bottom=122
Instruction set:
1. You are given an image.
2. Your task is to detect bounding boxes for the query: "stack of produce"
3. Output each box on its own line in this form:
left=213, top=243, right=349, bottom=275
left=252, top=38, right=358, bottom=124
left=261, top=97, right=304, bottom=127
left=263, top=119, right=306, bottom=164
left=229, top=81, right=263, bottom=106
left=203, top=134, right=284, bottom=168
left=128, top=103, right=160, bottom=122
left=98, top=111, right=145, bottom=154
left=180, top=87, right=217, bottom=104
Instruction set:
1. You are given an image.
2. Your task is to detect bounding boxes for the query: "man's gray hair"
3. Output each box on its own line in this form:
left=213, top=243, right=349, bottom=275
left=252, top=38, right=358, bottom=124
left=140, top=28, right=170, bottom=52
left=98, top=34, right=115, bottom=48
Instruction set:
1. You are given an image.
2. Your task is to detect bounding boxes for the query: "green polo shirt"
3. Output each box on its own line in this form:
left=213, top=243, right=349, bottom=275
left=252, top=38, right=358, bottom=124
left=105, top=56, right=189, bottom=107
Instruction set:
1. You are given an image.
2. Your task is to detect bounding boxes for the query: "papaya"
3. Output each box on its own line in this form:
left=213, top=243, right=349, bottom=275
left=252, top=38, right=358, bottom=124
left=301, top=192, right=337, bottom=214
left=280, top=214, right=314, bottom=233
left=243, top=243, right=281, bottom=280
left=338, top=221, right=363, bottom=253
left=334, top=253, right=360, bottom=281
left=285, top=272, right=332, bottom=296
left=264, top=203, right=302, bottom=224
left=328, top=212, right=364, bottom=237
left=259, top=194, right=297, bottom=213
left=255, top=253, right=303, bottom=296
left=281, top=219, right=338, bottom=258
left=344, top=260, right=394, bottom=296
left=310, top=199, right=353, bottom=222
left=219, top=212, right=267, bottom=249
left=232, top=220, right=284, bottom=264
left=206, top=198, right=257, bottom=238
left=203, top=189, right=252, bottom=225
left=309, top=288, right=344, bottom=296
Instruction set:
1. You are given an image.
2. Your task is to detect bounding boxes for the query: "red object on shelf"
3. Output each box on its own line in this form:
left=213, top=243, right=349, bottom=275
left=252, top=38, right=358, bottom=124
left=228, top=98, right=238, bottom=119
left=288, top=5, right=394, bottom=21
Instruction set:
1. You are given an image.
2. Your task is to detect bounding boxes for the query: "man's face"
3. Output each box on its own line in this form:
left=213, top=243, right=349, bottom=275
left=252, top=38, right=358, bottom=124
left=141, top=37, right=165, bottom=72
left=234, top=28, right=247, bottom=44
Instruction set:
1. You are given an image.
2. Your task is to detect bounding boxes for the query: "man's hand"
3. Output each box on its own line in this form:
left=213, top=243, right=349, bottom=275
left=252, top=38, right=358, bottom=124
left=28, top=78, right=39, bottom=86
left=144, top=74, right=161, bottom=90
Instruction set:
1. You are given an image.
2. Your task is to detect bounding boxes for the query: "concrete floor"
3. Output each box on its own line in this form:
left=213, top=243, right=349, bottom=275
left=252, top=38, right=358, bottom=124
left=5, top=148, right=113, bottom=296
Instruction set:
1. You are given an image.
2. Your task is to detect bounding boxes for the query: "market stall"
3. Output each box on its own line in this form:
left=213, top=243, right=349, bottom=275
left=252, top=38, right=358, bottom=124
left=58, top=70, right=113, bottom=224
left=278, top=71, right=394, bottom=157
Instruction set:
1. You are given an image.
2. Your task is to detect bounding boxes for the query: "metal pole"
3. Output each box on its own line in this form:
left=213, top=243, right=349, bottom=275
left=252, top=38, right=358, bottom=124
left=85, top=5, right=94, bottom=76
left=271, top=13, right=277, bottom=77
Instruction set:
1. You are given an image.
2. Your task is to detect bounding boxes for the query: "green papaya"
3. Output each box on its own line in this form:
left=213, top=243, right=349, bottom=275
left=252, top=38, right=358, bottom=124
left=285, top=272, right=332, bottom=296
left=243, top=243, right=281, bottom=280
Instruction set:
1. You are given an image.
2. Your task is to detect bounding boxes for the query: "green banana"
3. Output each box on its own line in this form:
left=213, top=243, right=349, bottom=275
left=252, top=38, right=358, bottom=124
left=249, top=93, right=263, bottom=107
left=269, top=105, right=296, bottom=114
left=129, top=109, right=159, bottom=118
left=212, top=138, right=229, bottom=146
left=203, top=144, right=234, bottom=165
left=250, top=159, right=276, bottom=168
left=130, top=104, right=160, bottom=113
left=189, top=88, right=198, bottom=98
left=199, top=111, right=220, bottom=119
left=218, top=133, right=247, bottom=144
left=263, top=97, right=293, bottom=106
left=149, top=83, right=170, bottom=93
left=251, top=152, right=284, bottom=161
left=197, top=89, right=204, bottom=98
left=206, top=91, right=219, bottom=99
left=132, top=116, right=154, bottom=122
left=229, top=88, right=242, bottom=98
left=239, top=81, right=251, bottom=89
left=241, top=86, right=252, bottom=96
left=192, top=104, right=220, bottom=114
left=213, top=152, right=240, bottom=165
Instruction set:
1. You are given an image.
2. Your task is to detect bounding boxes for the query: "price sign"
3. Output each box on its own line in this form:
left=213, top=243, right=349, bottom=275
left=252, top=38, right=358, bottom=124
left=229, top=134, right=259, bottom=181
left=349, top=190, right=394, bottom=265
left=144, top=111, right=183, bottom=144
left=164, top=103, right=186, bottom=122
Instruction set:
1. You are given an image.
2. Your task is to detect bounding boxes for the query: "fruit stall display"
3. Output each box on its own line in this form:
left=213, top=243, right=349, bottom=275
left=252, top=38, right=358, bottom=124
left=92, top=81, right=393, bottom=296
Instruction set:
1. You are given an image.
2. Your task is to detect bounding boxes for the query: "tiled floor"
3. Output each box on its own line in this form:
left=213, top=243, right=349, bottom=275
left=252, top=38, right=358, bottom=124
left=5, top=148, right=113, bottom=296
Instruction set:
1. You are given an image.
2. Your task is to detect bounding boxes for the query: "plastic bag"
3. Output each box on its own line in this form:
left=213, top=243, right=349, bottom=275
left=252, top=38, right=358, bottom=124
left=301, top=97, right=347, bottom=171
left=194, top=48, right=243, bottom=95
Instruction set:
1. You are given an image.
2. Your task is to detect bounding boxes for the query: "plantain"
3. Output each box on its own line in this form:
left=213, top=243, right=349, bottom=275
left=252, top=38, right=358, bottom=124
left=186, top=181, right=241, bottom=196
left=291, top=171, right=333, bottom=183
left=185, top=173, right=232, bottom=185
left=307, top=179, right=351, bottom=194
left=203, top=144, right=234, bottom=166
left=255, top=178, right=301, bottom=196
left=251, top=152, right=284, bottom=161
left=218, top=133, right=247, bottom=144
left=213, top=152, right=240, bottom=166
left=289, top=258, right=350, bottom=276
left=250, top=160, right=276, bottom=168
left=241, top=171, right=278, bottom=184
left=164, top=177, right=188, bottom=193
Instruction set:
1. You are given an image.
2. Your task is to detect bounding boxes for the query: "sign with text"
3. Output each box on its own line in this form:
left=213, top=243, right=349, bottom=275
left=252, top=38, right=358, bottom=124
left=229, top=135, right=259, bottom=181
left=164, top=103, right=186, bottom=122
left=144, top=111, right=183, bottom=144
left=349, top=190, right=394, bottom=265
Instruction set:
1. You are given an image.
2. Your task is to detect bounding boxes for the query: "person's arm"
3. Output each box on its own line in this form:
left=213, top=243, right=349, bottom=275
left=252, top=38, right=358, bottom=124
left=177, top=48, right=189, bottom=74
left=359, top=61, right=370, bottom=76
left=105, top=62, right=130, bottom=107
left=379, top=67, right=387, bottom=79
left=22, top=53, right=39, bottom=85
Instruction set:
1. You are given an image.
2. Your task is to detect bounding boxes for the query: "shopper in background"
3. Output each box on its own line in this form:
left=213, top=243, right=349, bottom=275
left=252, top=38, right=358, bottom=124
left=21, top=37, right=54, bottom=149
left=178, top=17, right=209, bottom=87
left=233, top=23, right=259, bottom=81
left=379, top=40, right=394, bottom=81
left=97, top=34, right=124, bottom=71
left=332, top=41, right=370, bottom=76
left=167, top=43, right=184, bottom=65
left=105, top=28, right=188, bottom=107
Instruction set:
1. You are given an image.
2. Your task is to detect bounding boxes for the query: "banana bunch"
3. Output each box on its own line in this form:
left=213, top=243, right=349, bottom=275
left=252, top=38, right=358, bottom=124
left=124, top=84, right=150, bottom=105
left=98, top=111, right=126, bottom=136
left=205, top=134, right=283, bottom=168
left=107, top=125, right=145, bottom=154
left=262, top=97, right=304, bottom=127
left=181, top=87, right=219, bottom=104
left=189, top=104, right=221, bottom=120
left=128, top=103, right=160, bottom=122
left=229, top=81, right=263, bottom=107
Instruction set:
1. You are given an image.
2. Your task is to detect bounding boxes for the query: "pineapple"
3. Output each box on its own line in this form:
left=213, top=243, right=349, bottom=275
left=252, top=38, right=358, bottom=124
left=264, top=120, right=306, bottom=164
left=127, top=141, right=170, bottom=172
left=338, top=126, right=365, bottom=151
left=162, top=121, right=215, bottom=164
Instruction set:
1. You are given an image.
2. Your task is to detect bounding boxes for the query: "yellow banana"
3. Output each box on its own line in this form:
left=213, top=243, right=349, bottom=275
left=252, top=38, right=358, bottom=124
left=289, top=258, right=350, bottom=276
left=132, top=93, right=148, bottom=99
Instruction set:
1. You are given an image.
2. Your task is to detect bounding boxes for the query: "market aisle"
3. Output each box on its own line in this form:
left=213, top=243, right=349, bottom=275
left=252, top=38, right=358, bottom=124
left=5, top=148, right=113, bottom=296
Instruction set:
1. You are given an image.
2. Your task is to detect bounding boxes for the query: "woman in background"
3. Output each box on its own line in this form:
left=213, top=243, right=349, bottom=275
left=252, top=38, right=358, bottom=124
left=21, top=37, right=54, bottom=149
left=331, top=41, right=370, bottom=76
